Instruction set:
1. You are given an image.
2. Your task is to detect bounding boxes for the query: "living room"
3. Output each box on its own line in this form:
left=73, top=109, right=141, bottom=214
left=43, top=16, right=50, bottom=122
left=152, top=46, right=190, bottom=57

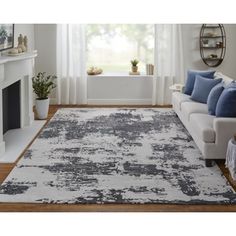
left=1, top=0, right=236, bottom=235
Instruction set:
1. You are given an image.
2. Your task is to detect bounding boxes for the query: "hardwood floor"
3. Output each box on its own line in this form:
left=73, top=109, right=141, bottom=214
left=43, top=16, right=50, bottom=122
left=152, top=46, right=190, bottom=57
left=0, top=105, right=235, bottom=212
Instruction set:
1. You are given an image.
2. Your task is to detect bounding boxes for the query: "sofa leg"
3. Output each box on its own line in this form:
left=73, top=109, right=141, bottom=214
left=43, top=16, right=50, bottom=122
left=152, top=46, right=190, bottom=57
left=205, top=159, right=213, bottom=167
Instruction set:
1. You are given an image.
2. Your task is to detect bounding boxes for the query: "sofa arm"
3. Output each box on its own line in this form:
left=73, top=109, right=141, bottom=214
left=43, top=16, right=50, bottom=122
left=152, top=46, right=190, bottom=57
left=213, top=118, right=236, bottom=145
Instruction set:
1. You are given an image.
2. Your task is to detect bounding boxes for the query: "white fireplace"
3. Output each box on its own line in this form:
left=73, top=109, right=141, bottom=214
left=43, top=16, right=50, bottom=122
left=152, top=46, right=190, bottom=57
left=0, top=51, right=46, bottom=162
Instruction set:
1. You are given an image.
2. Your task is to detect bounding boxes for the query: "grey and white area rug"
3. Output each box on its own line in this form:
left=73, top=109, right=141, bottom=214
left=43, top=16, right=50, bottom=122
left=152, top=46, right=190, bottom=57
left=0, top=108, right=235, bottom=204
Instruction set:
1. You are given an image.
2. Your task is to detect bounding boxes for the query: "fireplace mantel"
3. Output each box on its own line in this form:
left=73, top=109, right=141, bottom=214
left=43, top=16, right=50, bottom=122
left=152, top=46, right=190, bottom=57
left=0, top=51, right=37, bottom=157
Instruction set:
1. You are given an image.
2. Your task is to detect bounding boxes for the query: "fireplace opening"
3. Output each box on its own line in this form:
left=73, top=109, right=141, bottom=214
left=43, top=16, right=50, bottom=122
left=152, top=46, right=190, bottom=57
left=2, top=80, right=21, bottom=134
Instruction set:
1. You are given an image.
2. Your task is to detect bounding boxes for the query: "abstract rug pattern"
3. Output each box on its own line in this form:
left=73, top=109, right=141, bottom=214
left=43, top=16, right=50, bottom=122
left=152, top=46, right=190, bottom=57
left=0, top=108, right=235, bottom=204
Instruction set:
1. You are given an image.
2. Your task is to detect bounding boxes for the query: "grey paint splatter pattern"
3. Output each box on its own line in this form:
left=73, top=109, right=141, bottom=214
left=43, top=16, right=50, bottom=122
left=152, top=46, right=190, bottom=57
left=0, top=108, right=235, bottom=204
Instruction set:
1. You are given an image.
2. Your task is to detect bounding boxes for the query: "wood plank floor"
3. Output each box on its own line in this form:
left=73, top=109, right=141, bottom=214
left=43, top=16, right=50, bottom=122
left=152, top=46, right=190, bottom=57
left=0, top=105, right=235, bottom=212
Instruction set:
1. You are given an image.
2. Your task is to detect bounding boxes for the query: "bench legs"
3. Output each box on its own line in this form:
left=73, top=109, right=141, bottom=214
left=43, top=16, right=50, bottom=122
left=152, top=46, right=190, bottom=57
left=205, top=159, right=213, bottom=167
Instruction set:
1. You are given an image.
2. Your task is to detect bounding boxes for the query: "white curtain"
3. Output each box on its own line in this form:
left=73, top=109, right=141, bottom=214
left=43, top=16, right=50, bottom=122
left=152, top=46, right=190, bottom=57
left=152, top=24, right=185, bottom=105
left=56, top=24, right=87, bottom=105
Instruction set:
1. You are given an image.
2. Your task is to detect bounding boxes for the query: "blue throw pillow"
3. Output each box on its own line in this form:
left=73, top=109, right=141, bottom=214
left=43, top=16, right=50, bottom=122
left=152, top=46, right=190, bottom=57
left=184, top=70, right=215, bottom=95
left=207, top=83, right=224, bottom=115
left=216, top=86, right=236, bottom=117
left=191, top=75, right=222, bottom=103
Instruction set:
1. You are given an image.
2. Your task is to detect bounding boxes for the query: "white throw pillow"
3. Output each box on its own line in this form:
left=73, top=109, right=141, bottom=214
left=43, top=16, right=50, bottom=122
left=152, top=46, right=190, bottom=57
left=214, top=72, right=234, bottom=86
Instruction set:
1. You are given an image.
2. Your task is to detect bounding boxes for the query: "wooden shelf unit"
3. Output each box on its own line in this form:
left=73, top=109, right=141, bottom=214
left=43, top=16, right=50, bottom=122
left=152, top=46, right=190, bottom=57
left=200, top=24, right=226, bottom=67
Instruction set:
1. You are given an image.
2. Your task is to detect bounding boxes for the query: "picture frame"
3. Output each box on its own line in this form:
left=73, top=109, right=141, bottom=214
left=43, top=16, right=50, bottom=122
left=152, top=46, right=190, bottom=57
left=0, top=24, right=14, bottom=52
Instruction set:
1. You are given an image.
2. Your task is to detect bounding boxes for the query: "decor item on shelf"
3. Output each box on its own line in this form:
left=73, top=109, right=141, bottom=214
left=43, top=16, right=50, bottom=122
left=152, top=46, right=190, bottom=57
left=216, top=41, right=223, bottom=48
left=130, top=59, right=139, bottom=72
left=201, top=39, right=209, bottom=47
left=199, top=24, right=226, bottom=67
left=204, top=32, right=217, bottom=37
left=146, top=64, right=154, bottom=75
left=32, top=72, right=57, bottom=120
left=207, top=54, right=218, bottom=59
left=87, top=66, right=103, bottom=75
left=0, top=24, right=14, bottom=52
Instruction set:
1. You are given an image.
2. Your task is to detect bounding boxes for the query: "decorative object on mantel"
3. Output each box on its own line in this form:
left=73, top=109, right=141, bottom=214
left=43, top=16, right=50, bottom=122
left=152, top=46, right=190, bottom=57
left=87, top=66, right=103, bottom=75
left=226, top=137, right=236, bottom=181
left=7, top=34, right=28, bottom=56
left=199, top=24, right=226, bottom=67
left=129, top=59, right=140, bottom=75
left=32, top=72, right=57, bottom=120
left=146, top=64, right=154, bottom=75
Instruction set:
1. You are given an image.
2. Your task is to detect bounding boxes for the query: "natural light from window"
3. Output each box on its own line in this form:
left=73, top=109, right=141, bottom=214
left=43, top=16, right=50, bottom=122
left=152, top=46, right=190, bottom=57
left=86, top=24, right=154, bottom=74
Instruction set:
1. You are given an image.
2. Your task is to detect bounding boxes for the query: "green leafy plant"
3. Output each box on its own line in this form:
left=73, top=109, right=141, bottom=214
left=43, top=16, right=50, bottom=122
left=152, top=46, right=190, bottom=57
left=32, top=72, right=57, bottom=100
left=130, top=59, right=139, bottom=67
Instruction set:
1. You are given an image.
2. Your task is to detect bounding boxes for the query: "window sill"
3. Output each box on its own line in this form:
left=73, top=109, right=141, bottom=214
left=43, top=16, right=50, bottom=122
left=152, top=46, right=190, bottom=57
left=87, top=73, right=153, bottom=79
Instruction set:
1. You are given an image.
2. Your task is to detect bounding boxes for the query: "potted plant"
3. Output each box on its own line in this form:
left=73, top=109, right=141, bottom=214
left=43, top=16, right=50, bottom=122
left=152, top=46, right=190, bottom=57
left=131, top=59, right=139, bottom=73
left=32, top=72, right=57, bottom=119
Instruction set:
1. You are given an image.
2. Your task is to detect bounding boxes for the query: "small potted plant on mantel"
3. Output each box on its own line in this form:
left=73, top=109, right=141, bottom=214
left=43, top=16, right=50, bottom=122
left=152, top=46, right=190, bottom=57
left=130, top=59, right=140, bottom=75
left=32, top=72, right=57, bottom=119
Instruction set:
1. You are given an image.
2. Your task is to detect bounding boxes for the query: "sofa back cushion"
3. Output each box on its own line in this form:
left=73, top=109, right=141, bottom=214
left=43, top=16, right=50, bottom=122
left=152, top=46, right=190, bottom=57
left=191, top=75, right=222, bottom=103
left=184, top=70, right=215, bottom=95
left=207, top=83, right=225, bottom=115
left=216, top=83, right=236, bottom=117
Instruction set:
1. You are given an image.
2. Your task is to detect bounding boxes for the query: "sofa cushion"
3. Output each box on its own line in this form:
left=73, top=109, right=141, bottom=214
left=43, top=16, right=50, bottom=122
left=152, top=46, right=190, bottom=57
left=190, top=113, right=215, bottom=143
left=184, top=69, right=215, bottom=95
left=216, top=84, right=236, bottom=117
left=207, top=83, right=224, bottom=115
left=172, top=92, right=192, bottom=111
left=181, top=102, right=208, bottom=121
left=191, top=75, right=222, bottom=103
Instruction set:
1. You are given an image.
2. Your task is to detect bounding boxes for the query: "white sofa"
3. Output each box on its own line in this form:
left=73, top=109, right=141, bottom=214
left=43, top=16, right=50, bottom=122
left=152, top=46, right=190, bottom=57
left=172, top=72, right=236, bottom=167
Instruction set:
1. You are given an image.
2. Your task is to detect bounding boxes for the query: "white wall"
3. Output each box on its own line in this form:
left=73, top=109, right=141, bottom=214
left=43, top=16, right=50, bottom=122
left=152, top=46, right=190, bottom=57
left=34, top=24, right=56, bottom=74
left=34, top=24, right=57, bottom=100
left=14, top=24, right=35, bottom=51
left=34, top=24, right=236, bottom=104
left=87, top=75, right=153, bottom=105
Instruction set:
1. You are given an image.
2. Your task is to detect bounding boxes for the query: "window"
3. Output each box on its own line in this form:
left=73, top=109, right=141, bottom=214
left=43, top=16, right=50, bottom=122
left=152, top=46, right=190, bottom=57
left=86, top=24, right=154, bottom=74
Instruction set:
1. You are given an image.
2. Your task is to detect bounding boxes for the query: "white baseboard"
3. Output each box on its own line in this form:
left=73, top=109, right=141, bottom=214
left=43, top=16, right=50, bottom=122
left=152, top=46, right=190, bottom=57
left=87, top=99, right=152, bottom=105
left=48, top=98, right=153, bottom=105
